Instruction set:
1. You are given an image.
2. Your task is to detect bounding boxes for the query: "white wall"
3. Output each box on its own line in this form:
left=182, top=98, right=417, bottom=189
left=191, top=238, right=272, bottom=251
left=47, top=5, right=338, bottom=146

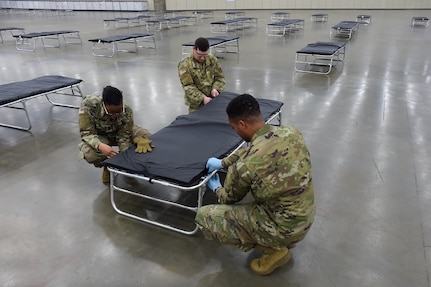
left=165, top=0, right=431, bottom=10
left=0, top=1, right=148, bottom=11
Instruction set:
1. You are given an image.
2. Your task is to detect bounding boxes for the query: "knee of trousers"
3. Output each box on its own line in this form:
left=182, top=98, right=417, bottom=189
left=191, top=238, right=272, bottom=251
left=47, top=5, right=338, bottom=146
left=78, top=143, right=106, bottom=165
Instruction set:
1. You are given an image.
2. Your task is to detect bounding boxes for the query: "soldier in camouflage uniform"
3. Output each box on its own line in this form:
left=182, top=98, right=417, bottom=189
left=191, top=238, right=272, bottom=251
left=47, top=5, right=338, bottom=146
left=78, top=86, right=153, bottom=183
left=196, top=94, right=315, bottom=276
left=178, top=37, right=226, bottom=113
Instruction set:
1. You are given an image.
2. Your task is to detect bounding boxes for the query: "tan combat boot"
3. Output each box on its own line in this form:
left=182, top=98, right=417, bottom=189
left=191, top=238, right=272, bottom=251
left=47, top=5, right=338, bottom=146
left=250, top=246, right=291, bottom=276
left=102, top=166, right=110, bottom=184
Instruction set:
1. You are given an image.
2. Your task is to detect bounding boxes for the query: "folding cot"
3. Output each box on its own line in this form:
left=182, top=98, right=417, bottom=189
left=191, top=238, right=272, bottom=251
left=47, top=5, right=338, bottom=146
left=225, top=11, right=245, bottom=20
left=13, top=30, right=82, bottom=52
left=103, top=16, right=147, bottom=29
left=271, top=11, right=290, bottom=22
left=0, top=27, right=25, bottom=43
left=145, top=18, right=171, bottom=30
left=88, top=33, right=156, bottom=57
left=356, top=15, right=372, bottom=24
left=411, top=17, right=429, bottom=27
left=103, top=92, right=283, bottom=235
left=311, top=13, right=328, bottom=22
left=330, top=21, right=359, bottom=39
left=181, top=36, right=239, bottom=59
left=295, top=41, right=346, bottom=74
left=192, top=10, right=214, bottom=19
left=164, top=16, right=197, bottom=28
left=266, top=19, right=304, bottom=36
left=0, top=75, right=83, bottom=131
left=164, top=10, right=186, bottom=18
left=210, top=17, right=258, bottom=33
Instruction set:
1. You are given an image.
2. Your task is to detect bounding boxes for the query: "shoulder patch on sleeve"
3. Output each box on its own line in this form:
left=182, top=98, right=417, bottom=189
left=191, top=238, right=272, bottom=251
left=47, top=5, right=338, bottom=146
left=78, top=106, right=85, bottom=115
left=179, top=69, right=186, bottom=75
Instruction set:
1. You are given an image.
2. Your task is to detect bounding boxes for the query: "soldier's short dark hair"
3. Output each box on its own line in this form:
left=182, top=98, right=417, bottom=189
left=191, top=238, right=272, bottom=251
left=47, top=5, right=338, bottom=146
left=194, top=37, right=210, bottom=52
left=102, top=86, right=123, bottom=105
left=226, top=94, right=261, bottom=122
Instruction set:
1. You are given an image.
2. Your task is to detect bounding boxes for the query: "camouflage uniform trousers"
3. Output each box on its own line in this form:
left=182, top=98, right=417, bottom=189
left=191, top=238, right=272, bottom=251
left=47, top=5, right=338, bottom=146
left=195, top=202, right=310, bottom=252
left=78, top=125, right=151, bottom=167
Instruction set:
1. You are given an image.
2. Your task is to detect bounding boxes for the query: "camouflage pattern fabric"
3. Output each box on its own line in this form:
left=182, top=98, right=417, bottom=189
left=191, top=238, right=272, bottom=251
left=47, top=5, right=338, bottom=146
left=178, top=53, right=225, bottom=113
left=195, top=124, right=315, bottom=251
left=77, top=94, right=151, bottom=166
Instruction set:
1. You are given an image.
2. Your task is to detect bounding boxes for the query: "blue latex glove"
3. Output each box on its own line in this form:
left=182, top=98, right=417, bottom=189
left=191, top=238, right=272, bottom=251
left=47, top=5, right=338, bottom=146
left=207, top=173, right=222, bottom=192
left=206, top=157, right=223, bottom=173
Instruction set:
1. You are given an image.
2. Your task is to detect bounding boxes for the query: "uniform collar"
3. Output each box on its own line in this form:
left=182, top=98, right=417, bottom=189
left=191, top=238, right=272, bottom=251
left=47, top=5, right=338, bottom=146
left=251, top=124, right=272, bottom=142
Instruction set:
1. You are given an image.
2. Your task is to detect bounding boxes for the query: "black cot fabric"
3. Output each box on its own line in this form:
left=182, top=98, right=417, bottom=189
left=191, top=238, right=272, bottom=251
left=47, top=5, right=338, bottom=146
left=297, top=42, right=345, bottom=55
left=103, top=92, right=283, bottom=186
left=0, top=75, right=82, bottom=106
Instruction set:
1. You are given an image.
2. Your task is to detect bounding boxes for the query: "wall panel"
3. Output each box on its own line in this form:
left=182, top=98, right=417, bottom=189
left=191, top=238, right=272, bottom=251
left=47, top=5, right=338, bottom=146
left=1, top=0, right=431, bottom=11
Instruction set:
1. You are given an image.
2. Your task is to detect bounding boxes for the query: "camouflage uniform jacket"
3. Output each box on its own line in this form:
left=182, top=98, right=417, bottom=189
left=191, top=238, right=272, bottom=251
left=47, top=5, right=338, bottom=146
left=219, top=124, right=315, bottom=235
left=178, top=53, right=225, bottom=111
left=78, top=94, right=134, bottom=152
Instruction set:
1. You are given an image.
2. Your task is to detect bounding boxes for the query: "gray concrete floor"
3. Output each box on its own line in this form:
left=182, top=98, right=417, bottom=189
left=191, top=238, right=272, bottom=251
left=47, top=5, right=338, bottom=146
left=1, top=8, right=431, bottom=287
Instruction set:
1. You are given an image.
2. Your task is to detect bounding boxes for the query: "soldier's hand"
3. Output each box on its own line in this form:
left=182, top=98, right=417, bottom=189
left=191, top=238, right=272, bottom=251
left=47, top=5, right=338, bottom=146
left=134, top=137, right=154, bottom=153
left=203, top=96, right=212, bottom=105
left=206, top=157, right=223, bottom=173
left=207, top=173, right=222, bottom=192
left=211, top=89, right=220, bottom=97
left=98, top=143, right=118, bottom=158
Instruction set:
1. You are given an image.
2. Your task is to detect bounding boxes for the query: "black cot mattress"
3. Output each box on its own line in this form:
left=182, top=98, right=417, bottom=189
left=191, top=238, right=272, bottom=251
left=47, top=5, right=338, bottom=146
left=0, top=75, right=82, bottom=106
left=103, top=92, right=283, bottom=186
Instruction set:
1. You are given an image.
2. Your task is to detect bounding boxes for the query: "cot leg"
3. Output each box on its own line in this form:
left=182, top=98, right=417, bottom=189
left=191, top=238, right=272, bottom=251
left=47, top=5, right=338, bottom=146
left=44, top=84, right=83, bottom=108
left=108, top=168, right=202, bottom=235
left=0, top=101, right=32, bottom=131
left=15, top=37, right=37, bottom=52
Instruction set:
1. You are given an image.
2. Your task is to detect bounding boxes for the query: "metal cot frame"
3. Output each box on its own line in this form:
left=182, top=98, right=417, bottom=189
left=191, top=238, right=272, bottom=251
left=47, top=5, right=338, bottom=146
left=357, top=15, right=372, bottom=24
left=411, top=17, right=429, bottom=27
left=88, top=33, right=156, bottom=57
left=103, top=17, right=138, bottom=29
left=295, top=42, right=346, bottom=75
left=0, top=27, right=25, bottom=43
left=192, top=10, right=214, bottom=19
left=266, top=19, right=304, bottom=36
left=210, top=17, right=258, bottom=33
left=225, top=11, right=245, bottom=20
left=14, top=30, right=82, bottom=52
left=330, top=21, right=359, bottom=39
left=107, top=109, right=282, bottom=235
left=311, top=13, right=328, bottom=22
left=0, top=76, right=83, bottom=131
left=271, top=12, right=290, bottom=22
left=181, top=36, right=239, bottom=59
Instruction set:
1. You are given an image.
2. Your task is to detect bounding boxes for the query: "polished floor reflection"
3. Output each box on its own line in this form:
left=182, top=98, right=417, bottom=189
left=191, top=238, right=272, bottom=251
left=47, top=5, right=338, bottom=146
left=1, top=8, right=431, bottom=287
